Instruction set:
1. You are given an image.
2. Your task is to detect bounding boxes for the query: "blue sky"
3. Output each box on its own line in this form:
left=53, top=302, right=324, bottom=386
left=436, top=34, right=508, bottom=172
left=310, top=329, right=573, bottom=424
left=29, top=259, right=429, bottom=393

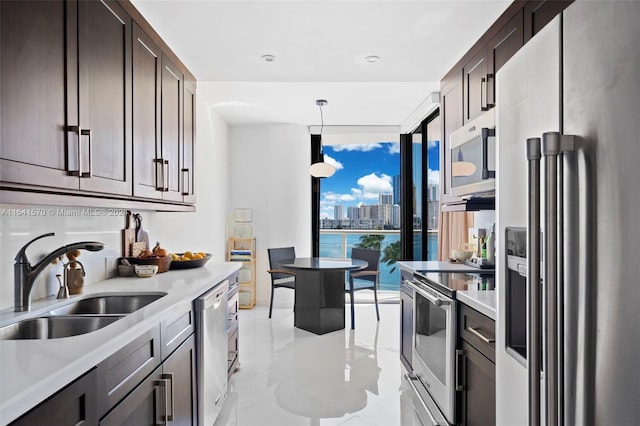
left=320, top=141, right=440, bottom=219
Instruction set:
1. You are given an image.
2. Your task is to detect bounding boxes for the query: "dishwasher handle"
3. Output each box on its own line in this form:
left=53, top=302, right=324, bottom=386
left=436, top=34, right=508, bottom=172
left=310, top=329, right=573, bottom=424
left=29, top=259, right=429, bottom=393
left=196, top=280, right=229, bottom=311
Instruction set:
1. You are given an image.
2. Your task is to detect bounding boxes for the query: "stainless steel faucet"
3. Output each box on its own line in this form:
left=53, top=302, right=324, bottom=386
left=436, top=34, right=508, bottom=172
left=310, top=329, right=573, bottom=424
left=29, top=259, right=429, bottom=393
left=14, top=232, right=104, bottom=312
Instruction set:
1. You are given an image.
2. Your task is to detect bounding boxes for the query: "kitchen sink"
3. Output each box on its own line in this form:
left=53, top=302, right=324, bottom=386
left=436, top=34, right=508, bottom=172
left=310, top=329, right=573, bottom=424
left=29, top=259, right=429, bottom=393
left=48, top=293, right=166, bottom=316
left=0, top=315, right=123, bottom=340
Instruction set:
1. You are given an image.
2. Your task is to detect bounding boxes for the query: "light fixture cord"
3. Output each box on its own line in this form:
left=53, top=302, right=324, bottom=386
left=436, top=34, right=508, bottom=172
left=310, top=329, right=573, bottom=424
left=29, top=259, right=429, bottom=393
left=318, top=103, right=325, bottom=154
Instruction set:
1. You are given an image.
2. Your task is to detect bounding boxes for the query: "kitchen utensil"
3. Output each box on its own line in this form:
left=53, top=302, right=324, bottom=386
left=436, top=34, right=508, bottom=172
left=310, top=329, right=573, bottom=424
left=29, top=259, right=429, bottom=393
left=121, top=210, right=136, bottom=257
left=133, top=213, right=150, bottom=249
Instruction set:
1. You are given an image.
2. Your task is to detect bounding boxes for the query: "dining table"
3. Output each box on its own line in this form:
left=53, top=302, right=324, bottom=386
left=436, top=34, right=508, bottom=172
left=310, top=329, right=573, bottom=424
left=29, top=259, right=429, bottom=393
left=281, top=257, right=367, bottom=335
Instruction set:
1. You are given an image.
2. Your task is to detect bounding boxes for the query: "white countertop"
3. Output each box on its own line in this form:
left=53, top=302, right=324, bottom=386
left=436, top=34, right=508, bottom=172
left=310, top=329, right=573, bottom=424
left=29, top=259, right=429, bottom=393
left=398, top=261, right=496, bottom=319
left=0, top=261, right=241, bottom=425
left=456, top=290, right=497, bottom=320
left=397, top=260, right=494, bottom=274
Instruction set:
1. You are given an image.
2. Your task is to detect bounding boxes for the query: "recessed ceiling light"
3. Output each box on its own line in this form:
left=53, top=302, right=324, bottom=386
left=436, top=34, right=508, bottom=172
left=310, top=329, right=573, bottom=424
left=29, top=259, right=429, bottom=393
left=364, top=55, right=381, bottom=63
left=261, top=54, right=276, bottom=62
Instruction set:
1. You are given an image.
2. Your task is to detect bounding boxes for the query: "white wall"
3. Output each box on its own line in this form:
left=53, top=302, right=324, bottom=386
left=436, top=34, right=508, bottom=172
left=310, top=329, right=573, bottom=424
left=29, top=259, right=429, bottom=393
left=0, top=82, right=231, bottom=311
left=228, top=124, right=311, bottom=306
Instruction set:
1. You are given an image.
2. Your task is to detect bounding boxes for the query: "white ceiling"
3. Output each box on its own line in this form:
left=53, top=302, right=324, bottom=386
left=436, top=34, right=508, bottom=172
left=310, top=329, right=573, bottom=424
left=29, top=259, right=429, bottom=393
left=131, top=0, right=511, bottom=128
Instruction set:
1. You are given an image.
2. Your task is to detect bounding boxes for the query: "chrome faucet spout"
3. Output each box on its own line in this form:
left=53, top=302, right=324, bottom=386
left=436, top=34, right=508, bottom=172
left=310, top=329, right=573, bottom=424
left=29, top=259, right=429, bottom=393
left=14, top=233, right=105, bottom=312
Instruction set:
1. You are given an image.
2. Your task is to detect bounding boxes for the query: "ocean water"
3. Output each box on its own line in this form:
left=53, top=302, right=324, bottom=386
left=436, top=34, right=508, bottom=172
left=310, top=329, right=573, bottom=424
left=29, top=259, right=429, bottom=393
left=319, top=233, right=438, bottom=291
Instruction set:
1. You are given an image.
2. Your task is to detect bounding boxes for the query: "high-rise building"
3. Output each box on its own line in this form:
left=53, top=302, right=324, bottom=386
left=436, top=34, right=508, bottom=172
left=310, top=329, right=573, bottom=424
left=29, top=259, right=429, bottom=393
left=347, top=206, right=360, bottom=220
left=391, top=204, right=401, bottom=228
left=379, top=193, right=393, bottom=205
left=392, top=174, right=401, bottom=204
left=334, top=205, right=344, bottom=220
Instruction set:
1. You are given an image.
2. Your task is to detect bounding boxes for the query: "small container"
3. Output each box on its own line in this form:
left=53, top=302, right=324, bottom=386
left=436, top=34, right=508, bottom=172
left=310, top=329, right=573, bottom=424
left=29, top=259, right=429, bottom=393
left=135, top=264, right=158, bottom=278
left=118, top=264, right=135, bottom=277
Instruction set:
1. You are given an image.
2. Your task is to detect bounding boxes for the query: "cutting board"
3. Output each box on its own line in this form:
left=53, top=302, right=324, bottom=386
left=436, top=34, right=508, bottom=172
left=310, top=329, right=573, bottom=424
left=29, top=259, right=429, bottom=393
left=121, top=211, right=136, bottom=257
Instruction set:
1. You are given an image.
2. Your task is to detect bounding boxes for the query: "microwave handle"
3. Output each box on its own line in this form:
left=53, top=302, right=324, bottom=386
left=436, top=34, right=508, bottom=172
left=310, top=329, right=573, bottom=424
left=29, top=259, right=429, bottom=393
left=481, top=127, right=496, bottom=179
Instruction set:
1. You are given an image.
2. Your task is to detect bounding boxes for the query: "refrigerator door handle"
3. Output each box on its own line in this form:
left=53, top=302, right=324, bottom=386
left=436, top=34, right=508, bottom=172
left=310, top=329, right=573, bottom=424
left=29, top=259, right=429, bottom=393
left=526, top=137, right=542, bottom=426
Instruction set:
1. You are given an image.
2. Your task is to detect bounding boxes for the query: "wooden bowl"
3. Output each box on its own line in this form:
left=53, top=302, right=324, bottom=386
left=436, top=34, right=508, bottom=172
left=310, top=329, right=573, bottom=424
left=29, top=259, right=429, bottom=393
left=125, top=256, right=172, bottom=273
left=169, top=253, right=212, bottom=270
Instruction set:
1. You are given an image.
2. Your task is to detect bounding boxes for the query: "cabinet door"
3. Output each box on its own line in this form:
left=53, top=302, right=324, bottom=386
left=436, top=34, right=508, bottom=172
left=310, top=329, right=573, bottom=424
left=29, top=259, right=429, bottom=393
left=160, top=54, right=184, bottom=202
left=457, top=340, right=496, bottom=426
left=99, top=366, right=164, bottom=426
left=0, top=0, right=79, bottom=190
left=524, top=0, right=573, bottom=43
left=462, top=47, right=488, bottom=123
left=182, top=79, right=196, bottom=204
left=163, top=334, right=197, bottom=425
left=400, top=286, right=413, bottom=372
left=133, top=23, right=163, bottom=199
left=97, top=326, right=161, bottom=417
left=76, top=0, right=132, bottom=195
left=439, top=72, right=464, bottom=204
left=487, top=9, right=524, bottom=107
left=10, top=369, right=98, bottom=426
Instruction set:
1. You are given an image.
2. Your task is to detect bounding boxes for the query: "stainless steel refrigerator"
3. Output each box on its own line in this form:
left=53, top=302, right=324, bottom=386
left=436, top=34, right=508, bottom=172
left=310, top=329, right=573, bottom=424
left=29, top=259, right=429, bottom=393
left=495, top=1, right=640, bottom=425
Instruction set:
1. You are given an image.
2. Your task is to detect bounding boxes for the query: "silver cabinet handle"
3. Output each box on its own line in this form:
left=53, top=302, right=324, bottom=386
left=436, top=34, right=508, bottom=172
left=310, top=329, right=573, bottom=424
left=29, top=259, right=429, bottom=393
left=161, top=373, right=174, bottom=422
left=164, top=160, right=169, bottom=191
left=486, top=73, right=495, bottom=108
left=467, top=326, right=495, bottom=343
left=66, top=125, right=82, bottom=177
left=181, top=168, right=190, bottom=195
left=480, top=77, right=488, bottom=111
left=154, top=378, right=168, bottom=425
left=80, top=129, right=92, bottom=178
left=155, top=158, right=164, bottom=191
left=455, top=349, right=465, bottom=391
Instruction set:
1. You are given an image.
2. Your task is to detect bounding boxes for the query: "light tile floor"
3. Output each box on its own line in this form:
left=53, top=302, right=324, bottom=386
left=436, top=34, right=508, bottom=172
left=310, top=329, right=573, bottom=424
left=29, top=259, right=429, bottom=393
left=214, top=298, right=422, bottom=426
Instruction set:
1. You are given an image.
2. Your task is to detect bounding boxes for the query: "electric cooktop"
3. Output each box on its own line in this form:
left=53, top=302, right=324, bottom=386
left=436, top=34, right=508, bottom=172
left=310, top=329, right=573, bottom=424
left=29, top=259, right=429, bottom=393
left=414, top=270, right=495, bottom=299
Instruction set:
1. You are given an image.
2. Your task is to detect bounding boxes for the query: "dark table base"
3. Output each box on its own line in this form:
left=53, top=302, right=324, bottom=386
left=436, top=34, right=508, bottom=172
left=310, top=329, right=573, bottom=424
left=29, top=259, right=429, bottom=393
left=294, top=269, right=345, bottom=335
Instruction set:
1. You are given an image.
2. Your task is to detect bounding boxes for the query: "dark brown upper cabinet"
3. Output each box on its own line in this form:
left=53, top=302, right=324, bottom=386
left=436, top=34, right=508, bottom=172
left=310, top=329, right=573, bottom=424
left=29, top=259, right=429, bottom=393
left=160, top=55, right=184, bottom=203
left=0, top=0, right=132, bottom=196
left=133, top=23, right=163, bottom=200
left=183, top=79, right=197, bottom=204
left=487, top=9, right=524, bottom=108
left=462, top=47, right=489, bottom=123
left=524, top=0, right=574, bottom=43
left=439, top=71, right=464, bottom=205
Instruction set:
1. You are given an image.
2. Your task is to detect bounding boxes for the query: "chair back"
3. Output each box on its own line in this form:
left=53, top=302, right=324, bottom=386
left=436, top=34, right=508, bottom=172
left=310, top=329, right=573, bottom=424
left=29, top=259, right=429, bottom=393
left=351, top=247, right=380, bottom=282
left=268, top=247, right=296, bottom=281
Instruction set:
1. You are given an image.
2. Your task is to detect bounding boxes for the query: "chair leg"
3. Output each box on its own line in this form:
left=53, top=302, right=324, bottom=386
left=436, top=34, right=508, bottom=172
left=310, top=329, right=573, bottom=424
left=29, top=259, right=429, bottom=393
left=269, top=286, right=275, bottom=318
left=373, top=285, right=380, bottom=321
left=350, top=287, right=355, bottom=329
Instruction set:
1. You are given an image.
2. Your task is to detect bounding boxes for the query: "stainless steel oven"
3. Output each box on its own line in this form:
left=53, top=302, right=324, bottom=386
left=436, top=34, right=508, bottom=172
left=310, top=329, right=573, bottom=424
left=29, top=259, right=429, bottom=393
left=449, top=109, right=496, bottom=197
left=404, top=276, right=457, bottom=425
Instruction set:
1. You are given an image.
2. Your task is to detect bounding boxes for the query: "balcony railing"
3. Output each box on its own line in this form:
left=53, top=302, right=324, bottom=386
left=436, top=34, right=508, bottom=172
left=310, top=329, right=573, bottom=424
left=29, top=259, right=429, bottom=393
left=319, top=229, right=438, bottom=291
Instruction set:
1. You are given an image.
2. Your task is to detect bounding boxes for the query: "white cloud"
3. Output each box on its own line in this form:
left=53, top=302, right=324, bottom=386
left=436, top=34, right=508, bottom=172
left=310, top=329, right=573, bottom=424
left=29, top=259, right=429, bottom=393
left=323, top=154, right=343, bottom=170
left=387, top=142, right=400, bottom=154
left=324, top=192, right=356, bottom=202
left=427, top=140, right=439, bottom=149
left=331, top=143, right=382, bottom=152
left=428, top=168, right=440, bottom=185
left=353, top=173, right=393, bottom=199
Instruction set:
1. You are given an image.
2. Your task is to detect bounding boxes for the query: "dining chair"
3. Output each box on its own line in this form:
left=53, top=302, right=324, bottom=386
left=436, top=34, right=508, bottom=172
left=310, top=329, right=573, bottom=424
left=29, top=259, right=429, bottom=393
left=267, top=247, right=296, bottom=318
left=345, top=247, right=381, bottom=329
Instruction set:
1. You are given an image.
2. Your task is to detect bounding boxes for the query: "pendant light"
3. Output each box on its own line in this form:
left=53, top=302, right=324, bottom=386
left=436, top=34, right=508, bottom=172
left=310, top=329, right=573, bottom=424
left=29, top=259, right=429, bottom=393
left=451, top=147, right=477, bottom=177
left=309, top=99, right=336, bottom=178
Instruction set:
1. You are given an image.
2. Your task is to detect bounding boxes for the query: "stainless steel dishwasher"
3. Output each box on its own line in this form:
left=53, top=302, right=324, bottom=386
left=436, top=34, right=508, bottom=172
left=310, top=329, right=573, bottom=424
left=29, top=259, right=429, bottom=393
left=195, top=280, right=229, bottom=425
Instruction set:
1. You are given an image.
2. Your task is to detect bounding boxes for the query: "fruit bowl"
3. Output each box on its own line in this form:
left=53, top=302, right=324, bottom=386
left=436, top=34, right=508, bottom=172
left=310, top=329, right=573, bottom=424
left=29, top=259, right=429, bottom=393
left=169, top=253, right=212, bottom=270
left=452, top=249, right=474, bottom=262
left=126, top=256, right=172, bottom=273
left=134, top=264, right=158, bottom=278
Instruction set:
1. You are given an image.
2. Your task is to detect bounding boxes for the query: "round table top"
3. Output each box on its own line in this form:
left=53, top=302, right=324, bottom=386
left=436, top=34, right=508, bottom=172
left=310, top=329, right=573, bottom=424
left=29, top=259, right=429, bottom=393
left=281, top=257, right=367, bottom=271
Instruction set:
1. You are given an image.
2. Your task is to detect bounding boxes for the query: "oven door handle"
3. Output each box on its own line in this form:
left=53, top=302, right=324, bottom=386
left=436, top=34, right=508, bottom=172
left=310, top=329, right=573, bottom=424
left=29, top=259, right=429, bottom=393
left=404, top=280, right=450, bottom=306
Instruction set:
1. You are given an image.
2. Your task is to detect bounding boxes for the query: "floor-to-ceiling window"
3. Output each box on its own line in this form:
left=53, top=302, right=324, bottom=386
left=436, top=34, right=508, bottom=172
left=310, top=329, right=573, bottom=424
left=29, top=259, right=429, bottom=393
left=401, top=109, right=440, bottom=261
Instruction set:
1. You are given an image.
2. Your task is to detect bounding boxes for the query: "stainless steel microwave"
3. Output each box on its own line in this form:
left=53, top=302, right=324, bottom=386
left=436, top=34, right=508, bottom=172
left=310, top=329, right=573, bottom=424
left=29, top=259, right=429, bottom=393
left=449, top=110, right=496, bottom=197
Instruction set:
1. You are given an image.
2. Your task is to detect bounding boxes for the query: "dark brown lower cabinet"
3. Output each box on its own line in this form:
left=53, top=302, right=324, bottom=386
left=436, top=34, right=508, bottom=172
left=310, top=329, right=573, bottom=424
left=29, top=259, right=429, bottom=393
left=457, top=340, right=496, bottom=426
left=10, top=369, right=98, bottom=426
left=99, top=334, right=196, bottom=425
left=457, top=304, right=496, bottom=426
